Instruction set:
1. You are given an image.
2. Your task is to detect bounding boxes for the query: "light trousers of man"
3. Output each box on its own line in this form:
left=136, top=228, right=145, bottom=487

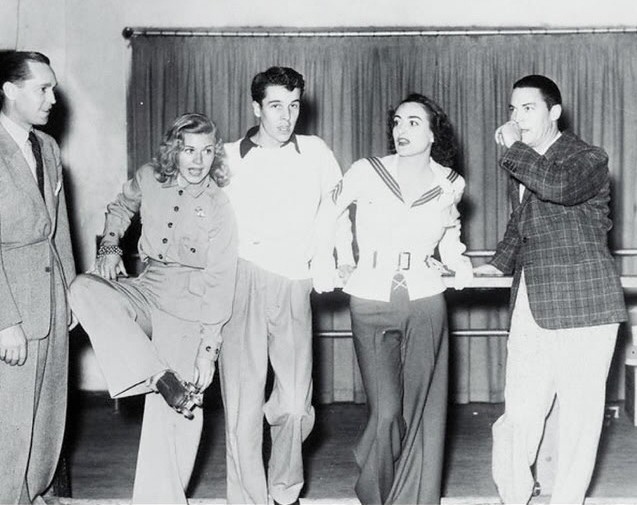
left=69, top=272, right=204, bottom=504
left=0, top=278, right=67, bottom=504
left=220, top=259, right=315, bottom=505
left=492, top=274, right=618, bottom=505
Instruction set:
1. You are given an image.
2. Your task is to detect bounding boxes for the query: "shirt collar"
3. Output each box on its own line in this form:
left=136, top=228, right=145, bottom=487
left=239, top=125, right=301, bottom=158
left=387, top=154, right=448, bottom=182
left=161, top=173, right=212, bottom=198
left=386, top=154, right=457, bottom=199
left=180, top=174, right=212, bottom=197
left=0, top=112, right=30, bottom=149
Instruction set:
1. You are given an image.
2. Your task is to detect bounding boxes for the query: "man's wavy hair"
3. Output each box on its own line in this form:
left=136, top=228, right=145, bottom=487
left=251, top=66, right=305, bottom=104
left=388, top=93, right=458, bottom=169
left=152, top=113, right=229, bottom=187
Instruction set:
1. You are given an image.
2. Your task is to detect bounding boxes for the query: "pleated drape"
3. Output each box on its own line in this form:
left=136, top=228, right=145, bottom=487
left=128, top=32, right=637, bottom=403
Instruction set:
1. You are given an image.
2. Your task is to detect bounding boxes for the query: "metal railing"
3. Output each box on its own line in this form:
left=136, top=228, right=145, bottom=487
left=315, top=249, right=637, bottom=339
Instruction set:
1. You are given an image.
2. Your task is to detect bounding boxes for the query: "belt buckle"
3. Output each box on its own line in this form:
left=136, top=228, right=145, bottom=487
left=398, top=251, right=411, bottom=271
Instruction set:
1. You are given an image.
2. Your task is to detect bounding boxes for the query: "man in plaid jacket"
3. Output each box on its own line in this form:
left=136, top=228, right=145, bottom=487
left=475, top=74, right=627, bottom=504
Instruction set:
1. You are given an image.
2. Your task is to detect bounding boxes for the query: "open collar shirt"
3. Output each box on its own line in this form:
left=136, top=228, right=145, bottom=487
left=223, top=129, right=354, bottom=280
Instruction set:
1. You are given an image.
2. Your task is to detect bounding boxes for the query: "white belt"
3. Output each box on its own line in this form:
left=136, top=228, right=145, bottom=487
left=360, top=251, right=451, bottom=273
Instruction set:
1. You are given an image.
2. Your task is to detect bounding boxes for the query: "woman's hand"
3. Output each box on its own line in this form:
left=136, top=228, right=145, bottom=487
left=193, top=352, right=216, bottom=392
left=473, top=264, right=504, bottom=276
left=337, top=264, right=355, bottom=286
left=453, top=261, right=474, bottom=291
left=92, top=254, right=127, bottom=280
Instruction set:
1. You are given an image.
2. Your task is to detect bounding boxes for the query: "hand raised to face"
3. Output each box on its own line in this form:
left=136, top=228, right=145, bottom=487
left=494, top=121, right=521, bottom=149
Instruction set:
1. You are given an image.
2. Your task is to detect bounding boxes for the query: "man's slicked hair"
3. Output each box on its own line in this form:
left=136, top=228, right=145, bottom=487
left=0, top=51, right=50, bottom=108
left=251, top=66, right=305, bottom=104
left=513, top=74, right=562, bottom=109
left=0, top=51, right=50, bottom=92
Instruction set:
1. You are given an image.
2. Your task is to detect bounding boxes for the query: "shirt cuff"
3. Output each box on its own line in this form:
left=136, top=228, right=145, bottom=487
left=198, top=324, right=222, bottom=361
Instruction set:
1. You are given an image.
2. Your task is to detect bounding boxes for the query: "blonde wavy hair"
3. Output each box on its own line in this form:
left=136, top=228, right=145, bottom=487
left=151, top=113, right=229, bottom=187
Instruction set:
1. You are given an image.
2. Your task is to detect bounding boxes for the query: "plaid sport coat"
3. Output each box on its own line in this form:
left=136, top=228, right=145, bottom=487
left=490, top=131, right=627, bottom=330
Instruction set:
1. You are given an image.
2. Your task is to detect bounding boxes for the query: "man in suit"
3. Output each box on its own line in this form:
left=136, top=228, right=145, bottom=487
left=475, top=74, right=627, bottom=504
left=0, top=51, right=76, bottom=504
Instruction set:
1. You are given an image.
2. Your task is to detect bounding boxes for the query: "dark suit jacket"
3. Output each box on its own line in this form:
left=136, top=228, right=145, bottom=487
left=0, top=123, right=76, bottom=340
left=490, top=131, right=627, bottom=330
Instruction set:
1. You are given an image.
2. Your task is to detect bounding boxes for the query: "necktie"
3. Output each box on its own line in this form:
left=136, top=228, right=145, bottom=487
left=28, top=131, right=45, bottom=198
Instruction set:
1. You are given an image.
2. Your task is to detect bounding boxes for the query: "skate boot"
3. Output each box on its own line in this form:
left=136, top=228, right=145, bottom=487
left=184, top=381, right=204, bottom=408
left=154, top=370, right=202, bottom=419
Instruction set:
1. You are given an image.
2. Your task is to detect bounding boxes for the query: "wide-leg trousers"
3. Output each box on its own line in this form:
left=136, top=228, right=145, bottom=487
left=350, top=282, right=448, bottom=505
left=219, top=259, right=315, bottom=505
left=69, top=271, right=204, bottom=504
left=492, top=273, right=618, bottom=505
left=0, top=276, right=67, bottom=504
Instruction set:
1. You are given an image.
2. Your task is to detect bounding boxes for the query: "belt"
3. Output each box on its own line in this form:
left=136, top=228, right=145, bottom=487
left=365, top=251, right=450, bottom=273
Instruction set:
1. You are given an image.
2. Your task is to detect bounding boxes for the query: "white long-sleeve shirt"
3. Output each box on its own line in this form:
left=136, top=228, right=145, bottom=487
left=316, top=154, right=471, bottom=301
left=224, top=131, right=354, bottom=280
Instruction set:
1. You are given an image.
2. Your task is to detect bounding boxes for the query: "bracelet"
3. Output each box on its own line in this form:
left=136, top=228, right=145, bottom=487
left=97, top=244, right=123, bottom=258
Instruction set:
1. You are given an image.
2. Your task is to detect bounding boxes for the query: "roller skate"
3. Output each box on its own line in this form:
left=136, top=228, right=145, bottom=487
left=154, top=370, right=203, bottom=420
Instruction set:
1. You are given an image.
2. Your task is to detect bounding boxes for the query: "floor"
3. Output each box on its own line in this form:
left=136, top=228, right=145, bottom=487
left=56, top=382, right=637, bottom=505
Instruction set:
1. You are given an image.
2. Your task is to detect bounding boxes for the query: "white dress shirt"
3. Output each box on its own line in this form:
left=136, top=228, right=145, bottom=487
left=224, top=131, right=354, bottom=280
left=316, top=154, right=471, bottom=302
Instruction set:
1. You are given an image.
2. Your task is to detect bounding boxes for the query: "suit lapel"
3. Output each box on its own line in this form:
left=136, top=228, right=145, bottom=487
left=0, top=124, right=51, bottom=218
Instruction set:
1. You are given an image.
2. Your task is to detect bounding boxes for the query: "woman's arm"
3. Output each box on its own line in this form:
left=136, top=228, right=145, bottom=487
left=93, top=167, right=145, bottom=279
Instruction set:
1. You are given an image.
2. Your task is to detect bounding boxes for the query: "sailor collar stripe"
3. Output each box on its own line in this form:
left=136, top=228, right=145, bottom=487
left=367, top=157, right=460, bottom=208
left=367, top=156, right=404, bottom=202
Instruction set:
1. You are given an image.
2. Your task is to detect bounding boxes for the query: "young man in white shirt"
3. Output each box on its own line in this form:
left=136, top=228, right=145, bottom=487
left=220, top=66, right=353, bottom=505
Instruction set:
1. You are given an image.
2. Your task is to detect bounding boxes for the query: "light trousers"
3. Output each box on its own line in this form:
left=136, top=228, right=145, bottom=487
left=492, top=274, right=618, bottom=505
left=219, top=260, right=315, bottom=505
left=69, top=271, right=204, bottom=504
left=0, top=278, right=67, bottom=504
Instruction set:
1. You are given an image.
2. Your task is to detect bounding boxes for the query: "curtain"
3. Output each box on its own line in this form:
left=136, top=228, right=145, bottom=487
left=128, top=32, right=637, bottom=404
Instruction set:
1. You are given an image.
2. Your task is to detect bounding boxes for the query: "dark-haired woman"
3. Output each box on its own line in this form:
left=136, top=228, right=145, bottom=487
left=315, top=94, right=473, bottom=504
left=69, top=113, right=237, bottom=503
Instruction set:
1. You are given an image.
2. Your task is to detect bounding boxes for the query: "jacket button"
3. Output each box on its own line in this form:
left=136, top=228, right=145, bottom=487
left=167, top=222, right=173, bottom=228
left=190, top=247, right=196, bottom=253
left=162, top=238, right=168, bottom=244
left=522, top=237, right=528, bottom=243
left=44, top=266, right=51, bottom=273
left=158, top=254, right=163, bottom=260
left=178, top=189, right=184, bottom=196
left=174, top=206, right=179, bottom=212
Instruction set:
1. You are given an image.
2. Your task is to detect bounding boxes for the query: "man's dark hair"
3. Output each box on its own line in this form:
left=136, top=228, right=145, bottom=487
left=251, top=66, right=305, bottom=104
left=0, top=51, right=50, bottom=92
left=513, top=74, right=562, bottom=109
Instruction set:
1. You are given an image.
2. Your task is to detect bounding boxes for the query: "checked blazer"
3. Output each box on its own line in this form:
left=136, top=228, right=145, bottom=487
left=490, top=131, right=627, bottom=330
